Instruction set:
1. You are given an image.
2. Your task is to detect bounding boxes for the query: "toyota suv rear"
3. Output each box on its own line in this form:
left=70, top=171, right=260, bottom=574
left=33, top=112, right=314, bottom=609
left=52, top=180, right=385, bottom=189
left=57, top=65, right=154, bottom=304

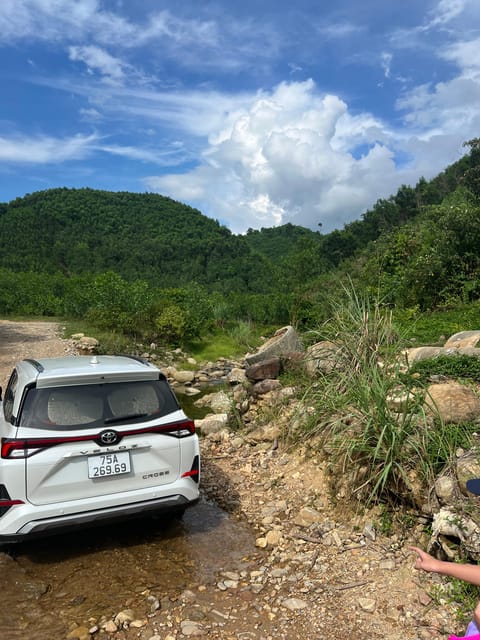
left=0, top=355, right=200, bottom=543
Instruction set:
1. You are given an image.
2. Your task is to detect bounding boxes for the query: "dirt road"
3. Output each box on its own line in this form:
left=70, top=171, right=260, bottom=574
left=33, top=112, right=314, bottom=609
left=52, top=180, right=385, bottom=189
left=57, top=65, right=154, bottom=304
left=0, top=320, right=72, bottom=390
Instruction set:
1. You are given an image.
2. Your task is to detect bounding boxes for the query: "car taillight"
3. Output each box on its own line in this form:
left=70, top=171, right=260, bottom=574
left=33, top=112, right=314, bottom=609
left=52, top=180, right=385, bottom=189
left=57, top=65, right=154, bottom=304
left=182, top=454, right=200, bottom=483
left=1, top=434, right=93, bottom=459
left=1, top=419, right=196, bottom=459
left=0, top=484, right=24, bottom=517
left=156, top=419, right=196, bottom=438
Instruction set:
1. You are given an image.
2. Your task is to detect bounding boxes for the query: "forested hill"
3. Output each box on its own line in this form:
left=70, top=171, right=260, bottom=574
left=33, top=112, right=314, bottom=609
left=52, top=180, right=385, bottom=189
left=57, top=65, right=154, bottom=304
left=1, top=139, right=479, bottom=310
left=0, top=188, right=275, bottom=293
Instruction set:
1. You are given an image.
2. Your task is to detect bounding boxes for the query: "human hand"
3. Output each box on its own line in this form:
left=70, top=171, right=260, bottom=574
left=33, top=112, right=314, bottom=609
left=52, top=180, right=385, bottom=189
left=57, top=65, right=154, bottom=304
left=410, top=546, right=441, bottom=573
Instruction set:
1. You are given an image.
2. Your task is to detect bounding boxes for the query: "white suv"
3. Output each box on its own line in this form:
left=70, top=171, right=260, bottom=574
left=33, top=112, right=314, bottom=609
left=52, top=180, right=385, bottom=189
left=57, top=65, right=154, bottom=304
left=0, top=355, right=200, bottom=543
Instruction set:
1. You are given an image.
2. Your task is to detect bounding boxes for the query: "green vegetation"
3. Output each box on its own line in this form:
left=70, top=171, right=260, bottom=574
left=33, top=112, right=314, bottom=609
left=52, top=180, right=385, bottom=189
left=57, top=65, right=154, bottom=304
left=1, top=138, right=480, bottom=354
left=408, top=354, right=480, bottom=383
left=290, top=284, right=477, bottom=506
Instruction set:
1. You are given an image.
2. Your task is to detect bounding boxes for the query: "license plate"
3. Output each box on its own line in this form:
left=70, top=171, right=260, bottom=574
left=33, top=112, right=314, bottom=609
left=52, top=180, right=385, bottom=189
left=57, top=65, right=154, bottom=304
left=88, top=452, right=131, bottom=478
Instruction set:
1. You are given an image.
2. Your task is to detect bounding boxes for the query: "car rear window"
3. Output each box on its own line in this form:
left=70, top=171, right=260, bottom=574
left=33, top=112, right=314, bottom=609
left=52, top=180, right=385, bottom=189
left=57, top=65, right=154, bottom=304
left=18, top=379, right=179, bottom=430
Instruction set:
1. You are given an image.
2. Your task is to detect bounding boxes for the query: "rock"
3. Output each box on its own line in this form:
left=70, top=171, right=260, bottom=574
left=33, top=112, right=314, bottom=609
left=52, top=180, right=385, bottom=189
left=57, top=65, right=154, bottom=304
left=255, top=536, right=268, bottom=548
left=66, top=627, right=91, bottom=640
left=183, top=386, right=201, bottom=396
left=426, top=381, right=480, bottom=423
left=173, top=370, right=196, bottom=384
left=227, top=367, right=248, bottom=385
left=180, top=620, right=205, bottom=636
left=114, top=609, right=136, bottom=626
left=103, top=620, right=118, bottom=633
left=194, top=390, right=231, bottom=413
left=358, top=597, right=376, bottom=612
left=362, top=521, right=376, bottom=541
left=457, top=452, right=480, bottom=494
left=265, top=529, right=282, bottom=546
left=281, top=597, right=308, bottom=610
left=304, top=341, right=342, bottom=376
left=245, top=357, right=282, bottom=381
left=294, top=506, right=324, bottom=527
left=245, top=326, right=304, bottom=366
left=434, top=475, right=457, bottom=503
left=245, top=423, right=281, bottom=443
left=195, top=413, right=229, bottom=435
left=130, top=619, right=146, bottom=628
left=444, top=330, right=480, bottom=349
left=403, top=346, right=445, bottom=364
left=75, top=336, right=99, bottom=355
left=252, top=379, right=282, bottom=396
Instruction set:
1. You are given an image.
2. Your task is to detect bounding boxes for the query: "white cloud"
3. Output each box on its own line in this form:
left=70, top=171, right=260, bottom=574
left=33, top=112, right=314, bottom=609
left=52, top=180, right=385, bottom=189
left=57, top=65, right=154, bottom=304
left=440, top=37, right=480, bottom=74
left=145, top=80, right=405, bottom=233
left=0, top=133, right=97, bottom=163
left=381, top=52, right=392, bottom=79
left=97, top=143, right=190, bottom=167
left=424, top=0, right=467, bottom=29
left=0, top=1, right=278, bottom=73
left=69, top=45, right=127, bottom=84
left=0, top=0, right=138, bottom=43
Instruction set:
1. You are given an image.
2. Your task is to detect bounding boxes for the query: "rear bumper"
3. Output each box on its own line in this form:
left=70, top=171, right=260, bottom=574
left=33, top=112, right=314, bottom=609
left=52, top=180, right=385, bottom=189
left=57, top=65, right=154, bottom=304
left=0, top=493, right=199, bottom=543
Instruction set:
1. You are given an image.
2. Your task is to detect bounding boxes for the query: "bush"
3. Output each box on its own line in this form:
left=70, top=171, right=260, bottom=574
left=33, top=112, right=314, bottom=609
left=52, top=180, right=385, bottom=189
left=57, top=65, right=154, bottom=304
left=407, top=354, right=480, bottom=383
left=295, top=282, right=474, bottom=506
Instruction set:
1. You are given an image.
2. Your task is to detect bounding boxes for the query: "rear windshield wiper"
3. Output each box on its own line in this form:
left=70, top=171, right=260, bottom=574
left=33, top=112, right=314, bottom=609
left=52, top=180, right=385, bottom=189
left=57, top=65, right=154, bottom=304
left=104, top=412, right=148, bottom=424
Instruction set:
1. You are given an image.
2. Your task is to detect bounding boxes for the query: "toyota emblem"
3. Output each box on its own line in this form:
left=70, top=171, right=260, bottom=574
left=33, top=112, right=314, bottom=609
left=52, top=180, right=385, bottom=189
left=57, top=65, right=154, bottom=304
left=99, top=430, right=119, bottom=445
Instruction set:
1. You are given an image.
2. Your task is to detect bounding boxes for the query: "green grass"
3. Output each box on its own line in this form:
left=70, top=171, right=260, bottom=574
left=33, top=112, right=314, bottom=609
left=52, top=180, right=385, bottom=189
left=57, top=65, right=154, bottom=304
left=186, top=322, right=270, bottom=362
left=62, top=319, right=138, bottom=354
left=293, top=284, right=477, bottom=506
left=394, top=302, right=480, bottom=345
left=186, top=336, right=243, bottom=361
left=406, top=354, right=480, bottom=383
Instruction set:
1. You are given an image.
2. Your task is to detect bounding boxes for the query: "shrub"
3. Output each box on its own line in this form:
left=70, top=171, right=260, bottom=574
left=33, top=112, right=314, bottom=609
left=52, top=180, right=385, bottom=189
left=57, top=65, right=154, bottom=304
left=295, top=282, right=474, bottom=506
left=407, top=354, right=480, bottom=383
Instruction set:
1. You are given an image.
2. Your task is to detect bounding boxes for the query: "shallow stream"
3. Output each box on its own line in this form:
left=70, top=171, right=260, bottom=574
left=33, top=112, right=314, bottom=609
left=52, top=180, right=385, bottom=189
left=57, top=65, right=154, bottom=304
left=1, top=498, right=257, bottom=638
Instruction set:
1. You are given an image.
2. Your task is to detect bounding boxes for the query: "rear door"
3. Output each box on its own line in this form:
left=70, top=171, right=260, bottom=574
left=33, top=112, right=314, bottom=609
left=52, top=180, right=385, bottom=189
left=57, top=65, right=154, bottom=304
left=20, top=380, right=184, bottom=506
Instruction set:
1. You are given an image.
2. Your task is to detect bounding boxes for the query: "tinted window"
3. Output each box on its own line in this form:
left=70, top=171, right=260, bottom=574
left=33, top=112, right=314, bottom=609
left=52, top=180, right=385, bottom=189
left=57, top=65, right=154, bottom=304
left=3, top=370, right=18, bottom=423
left=19, top=379, right=179, bottom=430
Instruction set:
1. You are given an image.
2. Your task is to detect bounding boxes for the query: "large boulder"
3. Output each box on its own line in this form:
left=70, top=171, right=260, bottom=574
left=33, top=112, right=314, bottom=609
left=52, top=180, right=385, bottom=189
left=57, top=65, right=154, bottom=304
left=246, top=357, right=282, bottom=381
left=445, top=331, right=480, bottom=349
left=194, top=390, right=231, bottom=413
left=195, top=413, right=229, bottom=435
left=245, top=326, right=303, bottom=366
left=426, top=381, right=480, bottom=424
left=304, top=341, right=342, bottom=376
left=403, top=346, right=445, bottom=364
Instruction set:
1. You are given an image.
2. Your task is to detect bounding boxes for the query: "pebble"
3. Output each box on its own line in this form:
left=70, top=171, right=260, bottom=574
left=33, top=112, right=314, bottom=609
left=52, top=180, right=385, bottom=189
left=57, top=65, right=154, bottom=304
left=180, top=619, right=205, bottom=636
left=281, top=598, right=308, bottom=610
left=358, top=597, right=377, bottom=612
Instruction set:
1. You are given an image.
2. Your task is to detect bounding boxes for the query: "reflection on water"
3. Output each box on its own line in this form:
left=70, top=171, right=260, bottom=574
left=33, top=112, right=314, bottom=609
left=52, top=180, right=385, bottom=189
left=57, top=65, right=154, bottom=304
left=1, top=499, right=257, bottom=639
left=175, top=382, right=228, bottom=420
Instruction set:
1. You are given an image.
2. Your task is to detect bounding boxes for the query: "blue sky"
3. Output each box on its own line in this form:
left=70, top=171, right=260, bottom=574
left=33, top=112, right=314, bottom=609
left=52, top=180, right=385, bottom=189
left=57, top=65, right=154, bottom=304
left=1, top=0, right=479, bottom=234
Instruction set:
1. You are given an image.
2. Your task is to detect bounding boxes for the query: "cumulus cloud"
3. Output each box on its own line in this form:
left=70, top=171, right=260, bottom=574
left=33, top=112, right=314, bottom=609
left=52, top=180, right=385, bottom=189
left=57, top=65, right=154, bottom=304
left=145, top=80, right=405, bottom=233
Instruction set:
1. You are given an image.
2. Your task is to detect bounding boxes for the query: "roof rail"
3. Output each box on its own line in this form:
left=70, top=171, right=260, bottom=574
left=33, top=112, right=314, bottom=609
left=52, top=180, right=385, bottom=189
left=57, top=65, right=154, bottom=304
left=23, top=359, right=44, bottom=372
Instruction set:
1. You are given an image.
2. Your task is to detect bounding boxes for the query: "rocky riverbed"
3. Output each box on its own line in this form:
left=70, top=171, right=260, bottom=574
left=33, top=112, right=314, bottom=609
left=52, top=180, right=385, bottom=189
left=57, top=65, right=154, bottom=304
left=0, top=321, right=466, bottom=640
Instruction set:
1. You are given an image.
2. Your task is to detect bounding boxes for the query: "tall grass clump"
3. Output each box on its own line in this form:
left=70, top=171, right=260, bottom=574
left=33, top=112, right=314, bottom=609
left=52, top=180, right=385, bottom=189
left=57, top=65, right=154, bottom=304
left=301, top=283, right=471, bottom=506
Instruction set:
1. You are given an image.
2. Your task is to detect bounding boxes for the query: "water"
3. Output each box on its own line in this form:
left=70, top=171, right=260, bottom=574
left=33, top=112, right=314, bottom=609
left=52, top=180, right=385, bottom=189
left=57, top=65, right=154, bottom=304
left=1, top=499, right=257, bottom=638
